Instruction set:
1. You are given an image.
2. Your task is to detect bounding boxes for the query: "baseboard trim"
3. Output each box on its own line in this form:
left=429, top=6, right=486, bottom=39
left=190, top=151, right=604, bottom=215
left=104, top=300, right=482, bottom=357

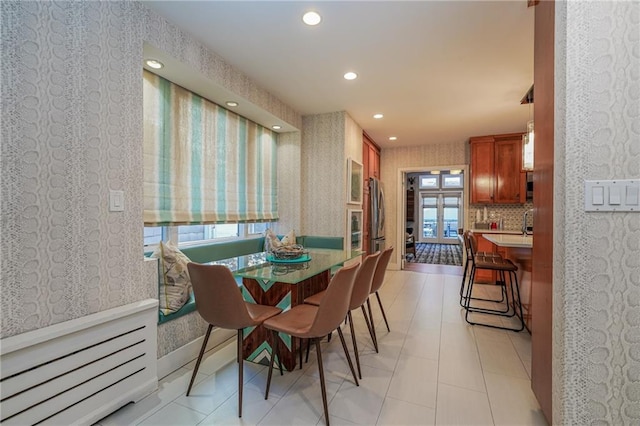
left=157, top=328, right=235, bottom=379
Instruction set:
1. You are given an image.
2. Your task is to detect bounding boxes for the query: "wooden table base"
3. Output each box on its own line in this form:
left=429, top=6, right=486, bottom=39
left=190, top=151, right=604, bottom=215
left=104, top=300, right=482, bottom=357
left=241, top=270, right=330, bottom=371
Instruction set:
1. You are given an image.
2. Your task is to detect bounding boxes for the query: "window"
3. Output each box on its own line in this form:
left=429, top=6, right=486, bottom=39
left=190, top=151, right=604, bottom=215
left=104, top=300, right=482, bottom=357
left=142, top=71, right=279, bottom=251
left=442, top=174, right=463, bottom=188
left=144, top=227, right=163, bottom=246
left=417, top=171, right=464, bottom=189
left=144, top=222, right=273, bottom=249
left=248, top=222, right=269, bottom=235
left=419, top=175, right=439, bottom=188
left=143, top=70, right=278, bottom=226
left=177, top=224, right=239, bottom=243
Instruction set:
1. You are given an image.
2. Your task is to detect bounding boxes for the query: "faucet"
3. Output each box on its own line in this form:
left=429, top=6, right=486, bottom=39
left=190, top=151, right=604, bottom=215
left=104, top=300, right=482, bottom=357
left=522, top=209, right=534, bottom=236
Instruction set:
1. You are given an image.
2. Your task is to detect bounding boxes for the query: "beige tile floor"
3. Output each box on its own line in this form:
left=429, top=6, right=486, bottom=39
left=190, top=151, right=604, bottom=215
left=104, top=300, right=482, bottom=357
left=97, top=270, right=548, bottom=426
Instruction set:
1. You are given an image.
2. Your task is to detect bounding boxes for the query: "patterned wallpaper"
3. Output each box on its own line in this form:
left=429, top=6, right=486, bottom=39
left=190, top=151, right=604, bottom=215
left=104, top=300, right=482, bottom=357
left=274, top=131, right=302, bottom=235
left=345, top=112, right=363, bottom=164
left=380, top=141, right=468, bottom=268
left=0, top=1, right=303, bottom=359
left=554, top=1, right=639, bottom=424
left=300, top=112, right=347, bottom=237
left=1, top=1, right=152, bottom=337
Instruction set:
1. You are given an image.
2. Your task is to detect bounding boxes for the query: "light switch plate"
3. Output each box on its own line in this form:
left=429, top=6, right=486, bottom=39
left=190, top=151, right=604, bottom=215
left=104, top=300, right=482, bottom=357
left=585, top=179, right=639, bottom=212
left=109, top=190, right=124, bottom=212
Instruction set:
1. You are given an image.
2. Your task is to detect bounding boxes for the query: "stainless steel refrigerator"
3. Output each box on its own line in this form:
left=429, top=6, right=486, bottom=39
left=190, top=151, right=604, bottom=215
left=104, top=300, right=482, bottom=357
left=369, top=177, right=386, bottom=253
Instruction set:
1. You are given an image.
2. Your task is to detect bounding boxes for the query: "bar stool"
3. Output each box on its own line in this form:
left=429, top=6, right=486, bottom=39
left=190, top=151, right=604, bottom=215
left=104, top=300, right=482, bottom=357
left=459, top=230, right=507, bottom=308
left=462, top=232, right=525, bottom=332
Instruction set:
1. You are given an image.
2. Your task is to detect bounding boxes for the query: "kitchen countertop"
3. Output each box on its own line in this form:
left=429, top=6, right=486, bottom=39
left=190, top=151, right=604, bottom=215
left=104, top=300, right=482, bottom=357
left=483, top=234, right=533, bottom=248
left=470, top=228, right=522, bottom=235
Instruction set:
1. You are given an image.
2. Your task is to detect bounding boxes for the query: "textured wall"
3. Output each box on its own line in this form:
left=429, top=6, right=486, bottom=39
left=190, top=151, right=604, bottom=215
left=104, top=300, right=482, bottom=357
left=554, top=1, right=640, bottom=424
left=274, top=131, right=302, bottom=235
left=1, top=1, right=152, bottom=337
left=380, top=142, right=467, bottom=268
left=345, top=112, right=363, bottom=164
left=300, top=112, right=347, bottom=237
left=1, top=0, right=302, bottom=360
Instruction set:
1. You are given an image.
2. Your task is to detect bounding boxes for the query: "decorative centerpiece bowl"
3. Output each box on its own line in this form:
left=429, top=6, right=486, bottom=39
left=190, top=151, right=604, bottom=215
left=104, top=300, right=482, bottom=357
left=271, top=244, right=306, bottom=260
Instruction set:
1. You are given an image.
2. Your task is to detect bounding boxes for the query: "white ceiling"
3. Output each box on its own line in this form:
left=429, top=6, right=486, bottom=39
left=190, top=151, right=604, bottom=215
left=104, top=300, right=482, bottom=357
left=143, top=1, right=534, bottom=149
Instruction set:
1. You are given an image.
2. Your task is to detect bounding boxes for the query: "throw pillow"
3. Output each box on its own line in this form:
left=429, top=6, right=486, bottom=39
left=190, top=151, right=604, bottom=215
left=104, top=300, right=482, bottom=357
left=151, top=241, right=192, bottom=315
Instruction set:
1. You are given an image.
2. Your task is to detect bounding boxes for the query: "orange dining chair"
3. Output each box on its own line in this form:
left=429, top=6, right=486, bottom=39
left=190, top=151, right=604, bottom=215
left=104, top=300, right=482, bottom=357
left=366, top=246, right=394, bottom=351
left=304, top=251, right=380, bottom=379
left=186, top=263, right=283, bottom=417
left=263, top=263, right=360, bottom=425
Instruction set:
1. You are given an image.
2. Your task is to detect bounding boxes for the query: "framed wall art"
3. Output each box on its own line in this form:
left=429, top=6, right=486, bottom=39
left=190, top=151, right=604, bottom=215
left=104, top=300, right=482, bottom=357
left=347, top=158, right=363, bottom=205
left=347, top=209, right=363, bottom=256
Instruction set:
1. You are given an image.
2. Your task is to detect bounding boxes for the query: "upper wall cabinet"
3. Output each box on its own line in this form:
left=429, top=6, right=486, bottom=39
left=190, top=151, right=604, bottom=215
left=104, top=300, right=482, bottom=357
left=470, top=133, right=526, bottom=204
left=362, top=134, right=381, bottom=254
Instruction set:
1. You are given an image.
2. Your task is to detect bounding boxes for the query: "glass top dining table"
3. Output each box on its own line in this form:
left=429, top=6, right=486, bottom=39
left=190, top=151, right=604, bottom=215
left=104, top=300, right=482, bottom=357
left=208, top=248, right=362, bottom=371
left=208, top=248, right=363, bottom=284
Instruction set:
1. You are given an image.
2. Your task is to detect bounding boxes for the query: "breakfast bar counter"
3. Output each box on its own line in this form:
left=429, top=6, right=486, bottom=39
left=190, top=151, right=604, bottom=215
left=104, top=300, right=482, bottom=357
left=482, top=234, right=533, bottom=249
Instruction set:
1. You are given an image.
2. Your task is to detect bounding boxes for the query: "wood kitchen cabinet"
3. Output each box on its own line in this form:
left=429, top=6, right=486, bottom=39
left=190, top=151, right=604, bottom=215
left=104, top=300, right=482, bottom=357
left=470, top=133, right=526, bottom=204
left=362, top=133, right=381, bottom=255
left=363, top=133, right=380, bottom=181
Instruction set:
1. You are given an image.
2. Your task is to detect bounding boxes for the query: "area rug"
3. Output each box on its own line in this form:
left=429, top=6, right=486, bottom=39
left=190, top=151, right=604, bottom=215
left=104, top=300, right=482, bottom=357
left=410, top=243, right=462, bottom=266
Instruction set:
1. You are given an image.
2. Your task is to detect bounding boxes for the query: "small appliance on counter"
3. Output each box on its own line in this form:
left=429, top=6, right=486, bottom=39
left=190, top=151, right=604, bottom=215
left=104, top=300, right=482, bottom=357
left=474, top=210, right=503, bottom=230
left=489, top=212, right=503, bottom=230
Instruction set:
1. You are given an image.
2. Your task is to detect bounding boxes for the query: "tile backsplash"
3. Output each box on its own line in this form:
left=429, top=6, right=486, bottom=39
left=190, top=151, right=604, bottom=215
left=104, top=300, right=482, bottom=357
left=468, top=202, right=534, bottom=231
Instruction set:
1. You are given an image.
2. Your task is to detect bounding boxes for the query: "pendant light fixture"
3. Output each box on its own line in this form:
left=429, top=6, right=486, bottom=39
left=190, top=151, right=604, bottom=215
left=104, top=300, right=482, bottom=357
left=521, top=85, right=534, bottom=171
left=522, top=120, right=534, bottom=171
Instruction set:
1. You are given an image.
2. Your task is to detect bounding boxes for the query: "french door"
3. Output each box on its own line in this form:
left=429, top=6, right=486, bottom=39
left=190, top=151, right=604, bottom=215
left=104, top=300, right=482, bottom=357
left=419, top=192, right=462, bottom=243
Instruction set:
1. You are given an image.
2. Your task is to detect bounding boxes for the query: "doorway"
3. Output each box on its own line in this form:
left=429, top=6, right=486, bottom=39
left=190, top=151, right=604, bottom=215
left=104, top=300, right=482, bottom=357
left=399, top=166, right=468, bottom=270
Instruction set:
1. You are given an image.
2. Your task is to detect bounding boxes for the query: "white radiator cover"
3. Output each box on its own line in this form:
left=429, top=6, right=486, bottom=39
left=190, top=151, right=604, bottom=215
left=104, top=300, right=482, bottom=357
left=0, top=299, right=159, bottom=425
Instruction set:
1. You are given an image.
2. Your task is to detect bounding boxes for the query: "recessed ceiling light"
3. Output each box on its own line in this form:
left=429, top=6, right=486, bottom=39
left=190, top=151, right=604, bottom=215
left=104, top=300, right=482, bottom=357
left=373, top=113, right=384, bottom=119
left=145, top=59, right=164, bottom=69
left=389, top=136, right=397, bottom=141
left=226, top=101, right=239, bottom=107
left=343, top=72, right=358, bottom=80
left=450, top=169, right=462, bottom=174
left=430, top=171, right=441, bottom=175
left=302, top=11, right=321, bottom=26
left=272, top=125, right=282, bottom=130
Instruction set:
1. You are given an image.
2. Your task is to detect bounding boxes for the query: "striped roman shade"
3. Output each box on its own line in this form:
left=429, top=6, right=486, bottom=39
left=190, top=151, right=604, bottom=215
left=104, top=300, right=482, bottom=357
left=143, top=70, right=278, bottom=226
